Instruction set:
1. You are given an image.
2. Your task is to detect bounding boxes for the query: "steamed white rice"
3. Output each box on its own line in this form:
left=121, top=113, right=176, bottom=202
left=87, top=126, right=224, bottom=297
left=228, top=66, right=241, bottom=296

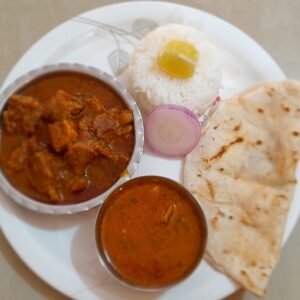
left=126, top=24, right=221, bottom=116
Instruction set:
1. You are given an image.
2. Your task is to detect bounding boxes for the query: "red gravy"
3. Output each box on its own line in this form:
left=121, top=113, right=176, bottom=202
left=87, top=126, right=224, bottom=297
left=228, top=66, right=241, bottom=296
left=96, top=176, right=207, bottom=288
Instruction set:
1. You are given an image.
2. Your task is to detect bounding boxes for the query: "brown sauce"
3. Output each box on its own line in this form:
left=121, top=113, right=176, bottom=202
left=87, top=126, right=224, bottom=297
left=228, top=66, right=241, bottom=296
left=96, top=176, right=207, bottom=288
left=0, top=71, right=135, bottom=204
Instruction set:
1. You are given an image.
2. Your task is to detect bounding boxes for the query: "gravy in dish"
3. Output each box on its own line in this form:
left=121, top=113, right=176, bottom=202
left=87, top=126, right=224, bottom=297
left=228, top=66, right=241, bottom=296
left=96, top=176, right=207, bottom=288
left=0, top=71, right=135, bottom=204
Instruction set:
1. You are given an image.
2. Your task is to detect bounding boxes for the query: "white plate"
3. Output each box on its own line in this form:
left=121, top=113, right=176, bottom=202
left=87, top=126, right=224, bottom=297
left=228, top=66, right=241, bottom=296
left=0, top=1, right=296, bottom=300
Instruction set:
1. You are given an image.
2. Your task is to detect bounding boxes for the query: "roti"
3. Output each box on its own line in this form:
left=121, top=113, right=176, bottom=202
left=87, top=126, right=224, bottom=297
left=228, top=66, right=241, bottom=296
left=184, top=81, right=300, bottom=296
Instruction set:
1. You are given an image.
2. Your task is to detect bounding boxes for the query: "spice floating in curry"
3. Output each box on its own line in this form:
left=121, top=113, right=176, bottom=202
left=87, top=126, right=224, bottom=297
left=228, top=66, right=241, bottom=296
left=0, top=71, right=135, bottom=204
left=96, top=176, right=207, bottom=288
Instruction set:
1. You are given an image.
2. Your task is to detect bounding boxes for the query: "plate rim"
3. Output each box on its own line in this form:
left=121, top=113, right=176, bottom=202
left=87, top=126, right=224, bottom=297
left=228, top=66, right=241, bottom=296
left=0, top=1, right=291, bottom=300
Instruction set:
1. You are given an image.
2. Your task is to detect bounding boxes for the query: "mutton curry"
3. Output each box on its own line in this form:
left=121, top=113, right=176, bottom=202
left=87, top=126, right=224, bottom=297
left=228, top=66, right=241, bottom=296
left=0, top=71, right=135, bottom=204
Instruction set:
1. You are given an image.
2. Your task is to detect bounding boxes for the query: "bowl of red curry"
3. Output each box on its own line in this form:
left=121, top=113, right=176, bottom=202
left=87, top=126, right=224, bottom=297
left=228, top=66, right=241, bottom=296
left=0, top=63, right=143, bottom=214
left=95, top=176, right=207, bottom=290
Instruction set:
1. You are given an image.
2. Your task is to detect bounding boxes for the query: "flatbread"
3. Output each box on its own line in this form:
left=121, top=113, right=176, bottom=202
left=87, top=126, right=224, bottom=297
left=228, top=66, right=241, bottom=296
left=184, top=81, right=300, bottom=296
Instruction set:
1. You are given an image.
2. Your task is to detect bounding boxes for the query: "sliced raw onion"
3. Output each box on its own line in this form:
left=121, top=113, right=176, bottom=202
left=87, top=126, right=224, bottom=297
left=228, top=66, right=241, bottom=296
left=145, top=104, right=201, bottom=158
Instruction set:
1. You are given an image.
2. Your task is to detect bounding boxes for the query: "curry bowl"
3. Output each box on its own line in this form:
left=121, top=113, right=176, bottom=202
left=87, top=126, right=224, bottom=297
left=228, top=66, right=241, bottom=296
left=95, top=176, right=208, bottom=291
left=0, top=63, right=144, bottom=214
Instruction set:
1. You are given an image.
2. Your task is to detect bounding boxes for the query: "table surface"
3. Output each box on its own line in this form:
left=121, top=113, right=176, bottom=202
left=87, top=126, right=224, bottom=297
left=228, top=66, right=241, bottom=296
left=0, top=0, right=299, bottom=299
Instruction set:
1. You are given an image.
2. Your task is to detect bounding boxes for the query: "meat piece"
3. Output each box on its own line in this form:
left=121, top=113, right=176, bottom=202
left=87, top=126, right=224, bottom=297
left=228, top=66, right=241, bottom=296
left=49, top=120, right=78, bottom=152
left=115, top=125, right=133, bottom=137
left=3, top=94, right=41, bottom=133
left=119, top=110, right=133, bottom=125
left=23, top=110, right=41, bottom=134
left=78, top=115, right=96, bottom=140
left=94, top=142, right=113, bottom=158
left=95, top=142, right=129, bottom=163
left=26, top=150, right=60, bottom=202
left=68, top=177, right=88, bottom=193
left=93, top=113, right=119, bottom=137
left=7, top=137, right=44, bottom=171
left=110, top=152, right=129, bottom=163
left=85, top=96, right=105, bottom=113
left=7, top=137, right=61, bottom=202
left=8, top=143, right=28, bottom=171
left=25, top=137, right=45, bottom=152
left=10, top=94, right=39, bottom=109
left=43, top=90, right=84, bottom=121
left=65, top=141, right=96, bottom=174
left=92, top=109, right=134, bottom=138
left=27, top=151, right=53, bottom=183
left=107, top=108, right=122, bottom=119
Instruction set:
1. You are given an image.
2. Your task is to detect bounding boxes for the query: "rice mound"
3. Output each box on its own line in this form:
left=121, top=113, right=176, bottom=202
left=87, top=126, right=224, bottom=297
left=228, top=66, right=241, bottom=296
left=126, top=24, right=221, bottom=116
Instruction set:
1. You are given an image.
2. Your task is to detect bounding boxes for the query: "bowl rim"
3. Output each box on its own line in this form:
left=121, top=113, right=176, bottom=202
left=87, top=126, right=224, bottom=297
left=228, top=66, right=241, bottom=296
left=0, top=63, right=144, bottom=215
left=94, top=175, right=208, bottom=291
